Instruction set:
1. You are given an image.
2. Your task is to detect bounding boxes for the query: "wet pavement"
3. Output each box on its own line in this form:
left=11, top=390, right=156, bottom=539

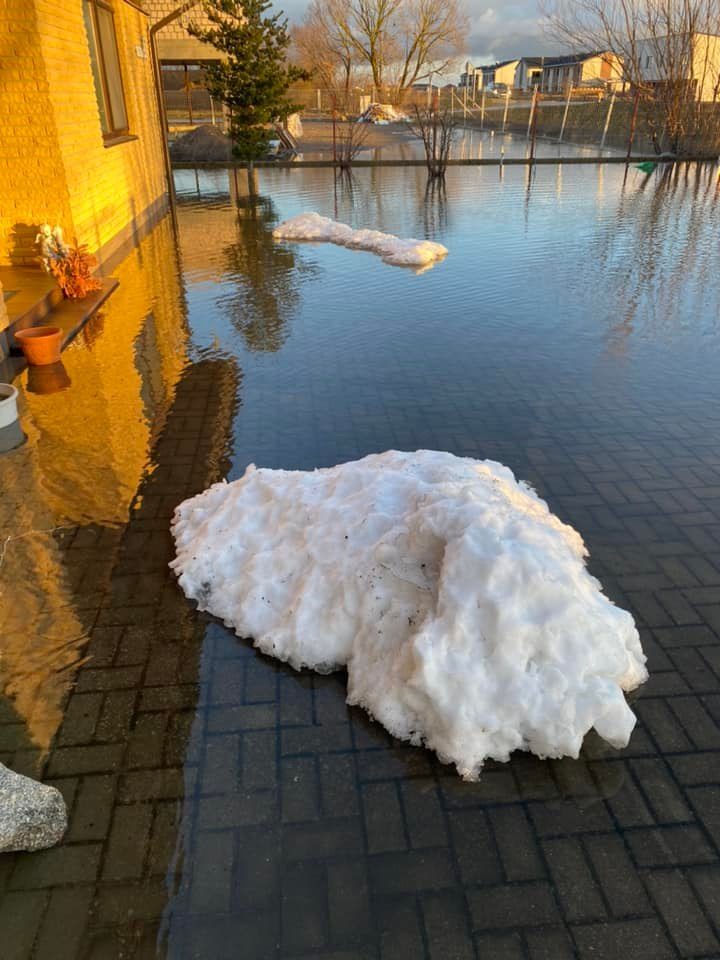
left=1, top=163, right=720, bottom=959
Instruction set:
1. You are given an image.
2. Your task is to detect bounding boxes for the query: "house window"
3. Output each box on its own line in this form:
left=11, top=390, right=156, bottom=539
left=83, top=0, right=129, bottom=139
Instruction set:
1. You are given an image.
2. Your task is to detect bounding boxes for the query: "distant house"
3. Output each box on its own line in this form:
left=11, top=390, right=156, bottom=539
left=480, top=59, right=521, bottom=91
left=637, top=33, right=720, bottom=101
left=541, top=52, right=623, bottom=94
left=459, top=62, right=484, bottom=90
left=0, top=0, right=167, bottom=271
left=515, top=57, right=544, bottom=91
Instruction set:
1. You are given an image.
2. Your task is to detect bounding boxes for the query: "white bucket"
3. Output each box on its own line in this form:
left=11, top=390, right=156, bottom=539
left=0, top=383, right=18, bottom=429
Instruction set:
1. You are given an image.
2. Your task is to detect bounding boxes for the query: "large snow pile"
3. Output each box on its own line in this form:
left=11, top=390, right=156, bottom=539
left=171, top=450, right=647, bottom=779
left=358, top=102, right=409, bottom=124
left=273, top=213, right=448, bottom=268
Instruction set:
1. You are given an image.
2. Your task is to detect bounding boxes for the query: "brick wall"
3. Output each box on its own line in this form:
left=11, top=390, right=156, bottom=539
left=0, top=0, right=168, bottom=267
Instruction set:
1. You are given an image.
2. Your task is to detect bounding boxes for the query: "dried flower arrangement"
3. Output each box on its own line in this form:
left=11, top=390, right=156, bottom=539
left=36, top=224, right=102, bottom=300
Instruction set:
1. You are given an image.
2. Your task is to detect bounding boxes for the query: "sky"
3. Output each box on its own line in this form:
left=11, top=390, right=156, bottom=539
left=277, top=0, right=565, bottom=72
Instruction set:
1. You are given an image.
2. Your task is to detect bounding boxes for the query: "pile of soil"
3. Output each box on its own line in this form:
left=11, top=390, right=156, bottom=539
left=170, top=124, right=233, bottom=162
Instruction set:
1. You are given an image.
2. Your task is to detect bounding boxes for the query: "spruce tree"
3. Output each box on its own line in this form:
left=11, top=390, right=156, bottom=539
left=189, top=0, right=308, bottom=160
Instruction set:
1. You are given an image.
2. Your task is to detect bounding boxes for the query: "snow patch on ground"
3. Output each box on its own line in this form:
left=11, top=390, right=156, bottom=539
left=273, top=212, right=448, bottom=268
left=170, top=450, right=647, bottom=779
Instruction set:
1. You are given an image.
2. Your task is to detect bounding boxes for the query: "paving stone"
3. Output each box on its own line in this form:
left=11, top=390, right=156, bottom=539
left=378, top=897, right=424, bottom=958
left=189, top=829, right=235, bottom=914
left=473, top=931, right=525, bottom=960
left=34, top=886, right=94, bottom=960
left=525, top=925, right=577, bottom=960
left=327, top=860, right=372, bottom=946
left=281, top=859, right=328, bottom=953
left=284, top=817, right=364, bottom=861
left=400, top=779, right=446, bottom=849
left=488, top=805, right=546, bottom=882
left=572, top=918, right=676, bottom=959
left=362, top=782, right=406, bottom=853
left=10, top=843, right=101, bottom=889
left=421, top=889, right=474, bottom=960
left=583, top=833, right=651, bottom=917
left=447, top=808, right=503, bottom=886
left=0, top=890, right=48, bottom=960
left=542, top=837, right=606, bottom=922
left=67, top=774, right=116, bottom=842
left=281, top=756, right=320, bottom=822
left=468, top=881, right=560, bottom=930
left=643, top=868, right=720, bottom=955
left=369, top=849, right=455, bottom=894
left=103, top=803, right=153, bottom=880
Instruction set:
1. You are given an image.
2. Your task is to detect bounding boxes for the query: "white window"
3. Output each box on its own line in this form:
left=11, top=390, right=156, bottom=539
left=84, top=0, right=130, bottom=139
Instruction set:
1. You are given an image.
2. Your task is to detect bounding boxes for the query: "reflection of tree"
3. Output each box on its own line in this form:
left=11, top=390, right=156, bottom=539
left=221, top=190, right=308, bottom=353
left=592, top=163, right=719, bottom=358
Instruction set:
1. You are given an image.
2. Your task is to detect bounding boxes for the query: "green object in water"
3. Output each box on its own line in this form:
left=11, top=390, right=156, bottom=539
left=635, top=161, right=657, bottom=174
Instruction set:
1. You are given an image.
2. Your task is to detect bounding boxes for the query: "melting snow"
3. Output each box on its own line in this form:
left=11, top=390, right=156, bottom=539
left=272, top=213, right=448, bottom=268
left=170, top=450, right=647, bottom=779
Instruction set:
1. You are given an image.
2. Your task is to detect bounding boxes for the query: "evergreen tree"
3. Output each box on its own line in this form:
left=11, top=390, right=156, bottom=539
left=189, top=0, right=308, bottom=160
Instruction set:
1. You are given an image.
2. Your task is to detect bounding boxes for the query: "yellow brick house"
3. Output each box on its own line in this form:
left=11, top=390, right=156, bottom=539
left=0, top=0, right=169, bottom=270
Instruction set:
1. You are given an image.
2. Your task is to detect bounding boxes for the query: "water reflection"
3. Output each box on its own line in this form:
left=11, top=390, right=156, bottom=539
left=0, top=214, right=189, bottom=755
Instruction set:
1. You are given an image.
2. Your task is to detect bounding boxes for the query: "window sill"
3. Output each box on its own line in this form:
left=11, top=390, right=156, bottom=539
left=103, top=134, right=138, bottom=148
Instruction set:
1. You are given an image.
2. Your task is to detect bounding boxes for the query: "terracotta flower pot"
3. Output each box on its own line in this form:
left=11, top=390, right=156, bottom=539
left=14, top=326, right=63, bottom=366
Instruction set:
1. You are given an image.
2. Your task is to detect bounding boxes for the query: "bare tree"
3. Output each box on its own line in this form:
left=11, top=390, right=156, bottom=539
left=293, top=0, right=359, bottom=110
left=295, top=0, right=467, bottom=103
left=409, top=106, right=457, bottom=177
left=543, top=0, right=720, bottom=155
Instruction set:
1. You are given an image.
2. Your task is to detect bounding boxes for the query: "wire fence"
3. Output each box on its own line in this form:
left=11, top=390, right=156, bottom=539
left=161, top=77, right=720, bottom=157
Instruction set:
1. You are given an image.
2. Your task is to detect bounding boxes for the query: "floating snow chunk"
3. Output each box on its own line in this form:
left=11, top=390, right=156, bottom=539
left=170, top=451, right=647, bottom=780
left=358, top=102, right=409, bottom=123
left=273, top=212, right=448, bottom=268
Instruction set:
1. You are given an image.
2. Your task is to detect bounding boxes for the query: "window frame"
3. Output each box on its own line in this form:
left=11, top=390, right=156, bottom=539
left=85, top=0, right=131, bottom=142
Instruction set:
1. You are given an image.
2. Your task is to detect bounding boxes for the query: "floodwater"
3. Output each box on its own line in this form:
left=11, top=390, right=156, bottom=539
left=1, top=161, right=719, bottom=959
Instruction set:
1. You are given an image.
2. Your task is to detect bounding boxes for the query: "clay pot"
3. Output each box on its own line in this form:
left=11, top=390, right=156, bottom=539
left=14, top=326, right=63, bottom=366
left=26, top=361, right=71, bottom=395
left=0, top=382, right=24, bottom=453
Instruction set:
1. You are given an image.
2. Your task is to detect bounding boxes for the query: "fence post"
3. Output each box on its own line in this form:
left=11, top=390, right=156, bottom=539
left=558, top=84, right=573, bottom=143
left=626, top=90, right=641, bottom=162
left=502, top=88, right=510, bottom=132
left=526, top=87, right=538, bottom=140
left=600, top=88, right=617, bottom=150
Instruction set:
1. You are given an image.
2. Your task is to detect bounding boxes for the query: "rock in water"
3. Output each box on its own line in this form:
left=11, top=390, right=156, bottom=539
left=170, top=450, right=647, bottom=779
left=0, top=763, right=67, bottom=852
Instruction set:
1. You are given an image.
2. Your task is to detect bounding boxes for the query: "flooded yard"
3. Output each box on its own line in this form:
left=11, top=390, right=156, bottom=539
left=1, top=161, right=720, bottom=959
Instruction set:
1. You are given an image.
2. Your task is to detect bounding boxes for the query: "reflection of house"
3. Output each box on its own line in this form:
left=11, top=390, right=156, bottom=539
left=638, top=34, right=720, bottom=101
left=541, top=52, right=623, bottom=93
left=0, top=1, right=167, bottom=269
left=0, top=214, right=189, bottom=753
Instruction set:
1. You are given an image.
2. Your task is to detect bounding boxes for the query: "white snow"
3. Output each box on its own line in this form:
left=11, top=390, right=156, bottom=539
left=273, top=212, right=448, bottom=268
left=170, top=450, right=647, bottom=779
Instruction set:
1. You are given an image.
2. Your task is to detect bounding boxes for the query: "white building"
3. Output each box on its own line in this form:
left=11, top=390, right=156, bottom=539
left=637, top=33, right=720, bottom=101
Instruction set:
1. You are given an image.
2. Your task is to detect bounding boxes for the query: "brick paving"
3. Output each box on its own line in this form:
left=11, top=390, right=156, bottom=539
left=3, top=363, right=720, bottom=958
left=1, top=168, right=720, bottom=959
